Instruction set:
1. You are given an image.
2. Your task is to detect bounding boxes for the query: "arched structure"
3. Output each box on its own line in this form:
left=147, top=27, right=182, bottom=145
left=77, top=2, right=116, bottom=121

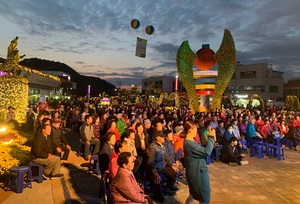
left=285, top=95, right=300, bottom=111
left=248, top=94, right=265, bottom=110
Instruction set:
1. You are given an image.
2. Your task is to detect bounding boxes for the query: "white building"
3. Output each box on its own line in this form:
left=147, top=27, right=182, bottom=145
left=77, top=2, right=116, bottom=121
left=224, top=63, right=284, bottom=107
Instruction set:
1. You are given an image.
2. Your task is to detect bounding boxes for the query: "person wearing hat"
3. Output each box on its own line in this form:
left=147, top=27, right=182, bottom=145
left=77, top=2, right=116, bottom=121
left=51, top=119, right=71, bottom=161
left=146, top=131, right=178, bottom=203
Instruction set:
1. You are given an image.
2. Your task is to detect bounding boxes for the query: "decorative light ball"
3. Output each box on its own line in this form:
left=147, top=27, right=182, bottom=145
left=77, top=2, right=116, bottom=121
left=130, top=19, right=140, bottom=29
left=194, top=48, right=216, bottom=70
left=145, top=25, right=155, bottom=35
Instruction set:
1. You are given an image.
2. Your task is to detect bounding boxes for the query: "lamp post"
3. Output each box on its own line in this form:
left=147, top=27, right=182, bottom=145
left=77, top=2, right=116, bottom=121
left=175, top=75, right=178, bottom=93
left=87, top=85, right=91, bottom=100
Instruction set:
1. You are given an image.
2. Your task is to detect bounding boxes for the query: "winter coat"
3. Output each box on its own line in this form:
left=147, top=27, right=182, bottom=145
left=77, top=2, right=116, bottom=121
left=184, top=137, right=214, bottom=203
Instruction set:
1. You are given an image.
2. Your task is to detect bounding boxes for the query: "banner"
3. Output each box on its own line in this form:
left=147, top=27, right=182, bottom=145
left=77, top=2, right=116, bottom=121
left=135, top=37, right=147, bottom=58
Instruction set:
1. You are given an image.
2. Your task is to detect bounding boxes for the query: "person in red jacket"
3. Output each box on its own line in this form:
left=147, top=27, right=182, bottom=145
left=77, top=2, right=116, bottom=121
left=260, top=119, right=272, bottom=143
left=111, top=152, right=153, bottom=204
left=109, top=139, right=130, bottom=180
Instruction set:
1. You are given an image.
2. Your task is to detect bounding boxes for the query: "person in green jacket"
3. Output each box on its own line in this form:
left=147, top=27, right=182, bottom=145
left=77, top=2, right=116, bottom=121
left=117, top=113, right=128, bottom=137
left=183, top=121, right=216, bottom=204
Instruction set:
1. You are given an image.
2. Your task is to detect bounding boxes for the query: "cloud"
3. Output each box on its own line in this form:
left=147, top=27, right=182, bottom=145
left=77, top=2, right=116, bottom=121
left=1, top=0, right=300, bottom=86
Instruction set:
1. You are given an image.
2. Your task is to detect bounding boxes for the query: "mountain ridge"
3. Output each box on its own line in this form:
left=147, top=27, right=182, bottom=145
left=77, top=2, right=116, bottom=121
left=0, top=57, right=116, bottom=97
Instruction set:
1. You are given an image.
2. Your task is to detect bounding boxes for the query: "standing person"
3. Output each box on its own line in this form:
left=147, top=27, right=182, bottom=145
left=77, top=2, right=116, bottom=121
left=182, top=121, right=216, bottom=204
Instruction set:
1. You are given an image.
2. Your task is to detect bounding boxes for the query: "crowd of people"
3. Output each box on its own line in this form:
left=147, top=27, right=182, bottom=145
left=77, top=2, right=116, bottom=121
left=14, top=97, right=300, bottom=203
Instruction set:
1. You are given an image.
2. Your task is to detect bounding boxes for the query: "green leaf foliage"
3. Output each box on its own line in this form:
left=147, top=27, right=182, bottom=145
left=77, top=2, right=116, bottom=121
left=211, top=29, right=236, bottom=110
left=176, top=41, right=198, bottom=113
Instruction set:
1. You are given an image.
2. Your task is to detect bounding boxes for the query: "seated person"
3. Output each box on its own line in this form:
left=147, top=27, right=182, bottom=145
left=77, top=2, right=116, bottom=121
left=30, top=124, right=63, bottom=179
left=135, top=122, right=150, bottom=175
left=260, top=119, right=272, bottom=143
left=173, top=126, right=185, bottom=161
left=80, top=115, right=100, bottom=161
left=223, top=125, right=235, bottom=146
left=246, top=118, right=263, bottom=141
left=111, top=152, right=153, bottom=204
left=99, top=132, right=116, bottom=174
left=146, top=131, right=178, bottom=203
left=109, top=139, right=131, bottom=180
left=231, top=119, right=243, bottom=141
left=122, top=129, right=143, bottom=174
left=163, top=129, right=180, bottom=170
left=51, top=119, right=71, bottom=161
left=98, top=131, right=116, bottom=200
left=25, top=107, right=35, bottom=131
left=215, top=120, right=225, bottom=145
left=200, top=122, right=212, bottom=146
left=5, top=106, right=19, bottom=129
left=220, top=137, right=249, bottom=166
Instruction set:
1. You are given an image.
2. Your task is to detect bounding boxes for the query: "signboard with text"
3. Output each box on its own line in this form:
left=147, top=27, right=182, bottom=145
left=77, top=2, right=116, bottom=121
left=240, top=71, right=256, bottom=78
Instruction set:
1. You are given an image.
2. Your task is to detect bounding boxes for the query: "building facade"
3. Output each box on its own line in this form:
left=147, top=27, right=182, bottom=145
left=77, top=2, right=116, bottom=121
left=283, top=78, right=300, bottom=100
left=224, top=63, right=284, bottom=107
left=142, top=76, right=181, bottom=93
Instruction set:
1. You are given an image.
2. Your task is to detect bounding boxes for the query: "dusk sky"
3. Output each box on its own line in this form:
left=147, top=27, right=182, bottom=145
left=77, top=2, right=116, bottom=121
left=0, top=0, right=300, bottom=88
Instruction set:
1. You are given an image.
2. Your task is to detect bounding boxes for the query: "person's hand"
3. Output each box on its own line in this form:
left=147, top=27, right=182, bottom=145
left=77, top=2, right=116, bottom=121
left=209, top=129, right=216, bottom=140
left=153, top=173, right=161, bottom=184
left=144, top=196, right=153, bottom=204
left=172, top=164, right=178, bottom=172
left=86, top=141, right=90, bottom=145
left=48, top=153, right=54, bottom=158
left=66, top=145, right=71, bottom=150
left=56, top=147, right=62, bottom=153
left=241, top=153, right=247, bottom=157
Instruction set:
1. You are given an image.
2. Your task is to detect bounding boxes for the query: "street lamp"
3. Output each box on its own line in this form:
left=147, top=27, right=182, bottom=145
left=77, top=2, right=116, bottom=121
left=175, top=75, right=178, bottom=93
left=87, top=85, right=91, bottom=100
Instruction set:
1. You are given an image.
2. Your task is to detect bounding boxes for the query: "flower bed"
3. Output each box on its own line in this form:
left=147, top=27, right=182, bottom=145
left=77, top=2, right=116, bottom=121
left=0, top=130, right=31, bottom=175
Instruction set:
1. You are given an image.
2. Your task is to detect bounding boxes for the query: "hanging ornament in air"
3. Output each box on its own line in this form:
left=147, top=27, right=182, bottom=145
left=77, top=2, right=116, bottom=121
left=145, top=25, right=155, bottom=35
left=130, top=19, right=140, bottom=29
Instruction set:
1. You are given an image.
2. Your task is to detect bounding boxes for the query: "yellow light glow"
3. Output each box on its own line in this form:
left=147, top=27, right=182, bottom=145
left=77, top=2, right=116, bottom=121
left=0, top=127, right=7, bottom=132
left=1, top=139, right=13, bottom=145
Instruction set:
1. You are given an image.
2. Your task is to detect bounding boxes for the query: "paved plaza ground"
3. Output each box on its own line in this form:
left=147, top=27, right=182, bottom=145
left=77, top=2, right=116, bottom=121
left=1, top=135, right=300, bottom=204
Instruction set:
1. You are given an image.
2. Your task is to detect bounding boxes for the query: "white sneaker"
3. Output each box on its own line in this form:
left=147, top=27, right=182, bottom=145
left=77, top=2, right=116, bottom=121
left=240, top=160, right=249, bottom=165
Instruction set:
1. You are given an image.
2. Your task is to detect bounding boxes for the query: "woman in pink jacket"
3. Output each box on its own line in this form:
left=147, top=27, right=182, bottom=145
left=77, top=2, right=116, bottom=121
left=111, top=152, right=152, bottom=204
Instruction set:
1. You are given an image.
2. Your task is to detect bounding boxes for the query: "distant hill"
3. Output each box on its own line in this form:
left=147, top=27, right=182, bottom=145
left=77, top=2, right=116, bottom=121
left=17, top=58, right=116, bottom=97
